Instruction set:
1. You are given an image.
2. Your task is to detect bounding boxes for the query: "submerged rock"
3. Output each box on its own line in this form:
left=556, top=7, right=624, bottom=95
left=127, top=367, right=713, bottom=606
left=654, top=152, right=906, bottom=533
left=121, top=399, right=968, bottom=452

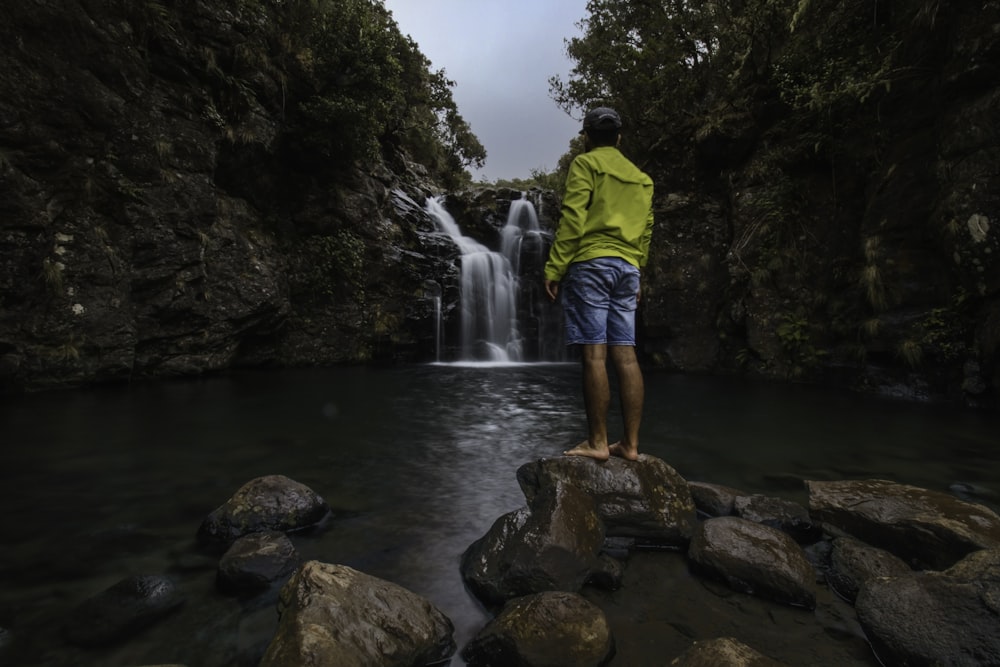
left=217, top=530, right=299, bottom=595
left=807, top=478, right=1000, bottom=569
left=688, top=516, right=817, bottom=609
left=668, top=636, right=787, bottom=666
left=63, top=574, right=185, bottom=647
left=516, top=455, right=697, bottom=544
left=260, top=561, right=455, bottom=667
left=462, top=591, right=614, bottom=667
left=461, top=481, right=605, bottom=605
left=197, top=475, right=330, bottom=547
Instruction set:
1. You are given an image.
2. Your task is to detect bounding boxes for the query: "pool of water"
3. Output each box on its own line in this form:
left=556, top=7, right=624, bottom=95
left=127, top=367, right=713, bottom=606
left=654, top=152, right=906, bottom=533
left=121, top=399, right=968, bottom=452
left=1, top=365, right=997, bottom=665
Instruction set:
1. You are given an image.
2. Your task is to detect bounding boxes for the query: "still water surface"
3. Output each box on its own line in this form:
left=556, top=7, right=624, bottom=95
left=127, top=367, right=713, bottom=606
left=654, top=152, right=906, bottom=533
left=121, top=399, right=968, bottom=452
left=1, top=364, right=997, bottom=665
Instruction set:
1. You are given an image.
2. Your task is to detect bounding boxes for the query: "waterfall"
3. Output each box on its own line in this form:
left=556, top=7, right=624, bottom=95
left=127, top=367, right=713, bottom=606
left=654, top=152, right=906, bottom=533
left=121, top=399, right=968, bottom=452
left=427, top=196, right=522, bottom=362
left=426, top=194, right=565, bottom=364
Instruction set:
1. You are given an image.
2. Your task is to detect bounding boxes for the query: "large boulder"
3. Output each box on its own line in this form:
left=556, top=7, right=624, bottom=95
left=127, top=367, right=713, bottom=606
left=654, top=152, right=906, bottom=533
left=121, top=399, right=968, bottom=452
left=688, top=516, right=817, bottom=609
left=855, top=549, right=1000, bottom=666
left=461, top=481, right=605, bottom=605
left=461, top=591, right=614, bottom=667
left=259, top=561, right=455, bottom=667
left=669, top=637, right=787, bottom=666
left=63, top=574, right=185, bottom=647
left=197, top=475, right=330, bottom=547
left=516, top=455, right=697, bottom=544
left=806, top=479, right=1000, bottom=569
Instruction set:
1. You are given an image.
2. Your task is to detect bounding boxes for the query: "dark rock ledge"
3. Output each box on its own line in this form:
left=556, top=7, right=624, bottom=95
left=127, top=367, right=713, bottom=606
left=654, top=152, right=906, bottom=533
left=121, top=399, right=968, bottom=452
left=55, top=460, right=1000, bottom=666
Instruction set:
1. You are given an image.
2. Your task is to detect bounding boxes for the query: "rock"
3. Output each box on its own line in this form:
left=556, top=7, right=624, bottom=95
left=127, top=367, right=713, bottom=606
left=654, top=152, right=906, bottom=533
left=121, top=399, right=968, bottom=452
left=733, top=494, right=821, bottom=543
left=689, top=481, right=745, bottom=518
left=461, top=591, right=614, bottom=667
left=63, top=574, right=184, bottom=647
left=217, top=530, right=299, bottom=595
left=806, top=479, right=1000, bottom=569
left=516, top=455, right=697, bottom=544
left=855, top=549, right=1000, bottom=666
left=587, top=552, right=626, bottom=591
left=461, top=481, right=605, bottom=605
left=827, top=536, right=911, bottom=602
left=259, top=561, right=455, bottom=667
left=668, top=636, right=786, bottom=666
left=197, top=475, right=330, bottom=547
left=688, top=516, right=817, bottom=609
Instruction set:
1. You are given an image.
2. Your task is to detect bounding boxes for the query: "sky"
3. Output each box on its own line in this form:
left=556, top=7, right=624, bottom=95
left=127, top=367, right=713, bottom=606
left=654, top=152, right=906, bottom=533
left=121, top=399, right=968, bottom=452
left=382, top=0, right=590, bottom=181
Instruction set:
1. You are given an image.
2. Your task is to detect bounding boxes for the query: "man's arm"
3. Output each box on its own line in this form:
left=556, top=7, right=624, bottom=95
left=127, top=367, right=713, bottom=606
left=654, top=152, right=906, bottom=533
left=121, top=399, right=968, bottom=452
left=543, top=157, right=593, bottom=283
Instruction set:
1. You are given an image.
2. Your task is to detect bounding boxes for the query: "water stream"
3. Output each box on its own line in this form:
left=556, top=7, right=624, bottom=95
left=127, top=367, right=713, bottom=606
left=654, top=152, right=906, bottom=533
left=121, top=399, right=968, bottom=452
left=1, top=365, right=997, bottom=665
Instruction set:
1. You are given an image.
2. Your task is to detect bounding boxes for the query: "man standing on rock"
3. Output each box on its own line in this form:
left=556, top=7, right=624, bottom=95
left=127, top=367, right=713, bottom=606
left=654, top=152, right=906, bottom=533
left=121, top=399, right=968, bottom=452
left=544, top=106, right=655, bottom=462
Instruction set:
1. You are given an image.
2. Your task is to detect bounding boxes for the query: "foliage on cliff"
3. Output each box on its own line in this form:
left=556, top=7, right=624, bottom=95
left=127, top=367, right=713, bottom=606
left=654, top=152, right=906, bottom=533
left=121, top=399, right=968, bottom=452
left=547, top=0, right=999, bottom=405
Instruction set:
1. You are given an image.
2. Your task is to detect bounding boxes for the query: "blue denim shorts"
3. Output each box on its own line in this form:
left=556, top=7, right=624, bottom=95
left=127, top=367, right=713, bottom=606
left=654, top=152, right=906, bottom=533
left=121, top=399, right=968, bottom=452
left=561, top=257, right=640, bottom=345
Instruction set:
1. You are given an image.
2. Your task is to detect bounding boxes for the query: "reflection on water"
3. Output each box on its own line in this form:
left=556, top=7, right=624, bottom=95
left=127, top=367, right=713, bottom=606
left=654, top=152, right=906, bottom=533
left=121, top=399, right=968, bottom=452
left=0, top=365, right=997, bottom=666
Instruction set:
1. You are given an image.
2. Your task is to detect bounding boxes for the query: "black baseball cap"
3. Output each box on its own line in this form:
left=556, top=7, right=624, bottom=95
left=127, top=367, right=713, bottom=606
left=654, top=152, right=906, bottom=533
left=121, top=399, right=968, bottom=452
left=580, top=107, right=622, bottom=134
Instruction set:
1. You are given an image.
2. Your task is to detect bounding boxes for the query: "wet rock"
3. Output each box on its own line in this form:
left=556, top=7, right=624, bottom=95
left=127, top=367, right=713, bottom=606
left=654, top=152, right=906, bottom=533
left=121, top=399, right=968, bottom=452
left=197, top=475, right=330, bottom=547
left=587, top=552, right=626, bottom=591
left=461, top=481, right=605, bottom=605
left=855, top=549, right=1000, bottom=666
left=806, top=478, right=1000, bottom=569
left=516, top=455, right=697, bottom=545
left=689, top=481, right=744, bottom=517
left=827, top=536, right=911, bottom=602
left=733, top=494, right=821, bottom=543
left=668, top=636, right=787, bottom=666
left=461, top=591, right=614, bottom=667
left=260, top=561, right=455, bottom=667
left=688, top=516, right=817, bottom=609
left=217, top=530, right=299, bottom=595
left=63, top=574, right=184, bottom=647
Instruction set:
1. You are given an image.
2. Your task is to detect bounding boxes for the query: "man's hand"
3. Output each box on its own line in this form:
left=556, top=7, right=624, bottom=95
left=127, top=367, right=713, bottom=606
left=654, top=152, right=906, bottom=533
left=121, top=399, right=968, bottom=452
left=544, top=279, right=559, bottom=302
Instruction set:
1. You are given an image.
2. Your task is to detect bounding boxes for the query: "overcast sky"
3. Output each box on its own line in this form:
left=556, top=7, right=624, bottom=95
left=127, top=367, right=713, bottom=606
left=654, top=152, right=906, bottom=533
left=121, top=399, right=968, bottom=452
left=382, top=0, right=589, bottom=181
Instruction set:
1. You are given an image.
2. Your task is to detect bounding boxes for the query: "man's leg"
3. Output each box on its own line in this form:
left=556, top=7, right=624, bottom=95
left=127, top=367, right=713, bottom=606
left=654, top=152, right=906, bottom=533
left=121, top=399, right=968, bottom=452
left=563, top=343, right=610, bottom=460
left=608, top=345, right=643, bottom=460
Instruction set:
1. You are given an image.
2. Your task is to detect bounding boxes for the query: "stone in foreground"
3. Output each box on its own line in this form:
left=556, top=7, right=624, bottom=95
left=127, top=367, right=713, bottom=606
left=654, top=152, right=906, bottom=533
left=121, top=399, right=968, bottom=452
left=855, top=548, right=1000, bottom=666
left=806, top=478, right=1000, bottom=569
left=516, top=455, right=696, bottom=544
left=461, top=481, right=605, bottom=605
left=462, top=591, right=614, bottom=667
left=217, top=530, right=300, bottom=595
left=260, top=561, right=455, bottom=667
left=63, top=574, right=185, bottom=647
left=197, top=475, right=330, bottom=547
left=688, top=516, right=817, bottom=608
left=669, top=636, right=787, bottom=666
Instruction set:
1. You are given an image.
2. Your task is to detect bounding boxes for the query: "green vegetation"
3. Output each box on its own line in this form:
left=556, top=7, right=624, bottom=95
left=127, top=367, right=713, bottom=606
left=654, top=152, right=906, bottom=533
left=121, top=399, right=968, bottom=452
left=283, top=0, right=485, bottom=185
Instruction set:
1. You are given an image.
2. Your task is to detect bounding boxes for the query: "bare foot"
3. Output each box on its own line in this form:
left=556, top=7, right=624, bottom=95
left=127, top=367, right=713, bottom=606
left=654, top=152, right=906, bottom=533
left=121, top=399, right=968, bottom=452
left=609, top=441, right=639, bottom=461
left=563, top=440, right=610, bottom=461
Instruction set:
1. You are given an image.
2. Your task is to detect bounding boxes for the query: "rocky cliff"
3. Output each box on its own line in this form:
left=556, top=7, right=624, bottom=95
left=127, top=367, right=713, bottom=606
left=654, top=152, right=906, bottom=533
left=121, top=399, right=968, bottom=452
left=637, top=3, right=1000, bottom=408
left=1, top=1, right=997, bottom=409
left=0, top=0, right=510, bottom=393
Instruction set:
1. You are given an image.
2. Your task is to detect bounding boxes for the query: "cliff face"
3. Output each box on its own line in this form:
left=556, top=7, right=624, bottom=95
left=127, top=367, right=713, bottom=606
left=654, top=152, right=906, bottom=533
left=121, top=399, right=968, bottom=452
left=638, top=3, right=1000, bottom=408
left=0, top=0, right=458, bottom=392
left=1, top=1, right=997, bottom=408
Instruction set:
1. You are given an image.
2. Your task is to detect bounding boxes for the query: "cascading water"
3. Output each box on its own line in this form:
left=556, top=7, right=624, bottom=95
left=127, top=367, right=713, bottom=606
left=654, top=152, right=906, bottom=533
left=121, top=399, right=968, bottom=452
left=426, top=194, right=565, bottom=363
left=426, top=196, right=522, bottom=362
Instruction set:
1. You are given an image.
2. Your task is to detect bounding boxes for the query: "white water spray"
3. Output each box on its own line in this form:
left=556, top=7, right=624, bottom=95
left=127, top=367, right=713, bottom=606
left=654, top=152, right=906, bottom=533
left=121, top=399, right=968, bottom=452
left=426, top=196, right=522, bottom=362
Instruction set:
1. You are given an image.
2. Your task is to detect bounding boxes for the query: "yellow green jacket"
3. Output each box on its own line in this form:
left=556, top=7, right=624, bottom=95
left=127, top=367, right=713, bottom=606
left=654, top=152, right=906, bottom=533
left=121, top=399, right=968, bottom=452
left=544, top=146, right=654, bottom=282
